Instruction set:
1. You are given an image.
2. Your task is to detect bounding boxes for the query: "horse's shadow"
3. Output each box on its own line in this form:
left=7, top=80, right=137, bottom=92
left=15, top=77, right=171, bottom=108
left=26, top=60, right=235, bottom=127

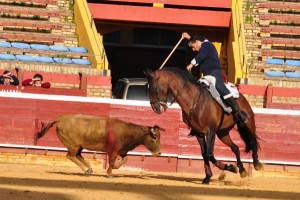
left=48, top=170, right=233, bottom=185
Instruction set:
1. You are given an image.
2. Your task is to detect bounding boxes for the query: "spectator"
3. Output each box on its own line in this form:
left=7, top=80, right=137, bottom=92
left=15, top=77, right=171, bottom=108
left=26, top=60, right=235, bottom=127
left=0, top=70, right=19, bottom=86
left=22, top=73, right=51, bottom=88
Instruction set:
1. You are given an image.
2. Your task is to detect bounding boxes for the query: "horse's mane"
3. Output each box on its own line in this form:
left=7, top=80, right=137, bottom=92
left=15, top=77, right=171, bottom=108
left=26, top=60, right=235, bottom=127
left=160, top=67, right=200, bottom=86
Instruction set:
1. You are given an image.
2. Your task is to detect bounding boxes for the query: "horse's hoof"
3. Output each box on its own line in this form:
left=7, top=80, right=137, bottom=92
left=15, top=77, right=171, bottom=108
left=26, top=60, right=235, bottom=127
left=84, top=168, right=93, bottom=175
left=239, top=170, right=248, bottom=178
left=254, top=162, right=263, bottom=171
left=202, top=179, right=210, bottom=184
left=202, top=175, right=211, bottom=184
left=227, top=164, right=238, bottom=173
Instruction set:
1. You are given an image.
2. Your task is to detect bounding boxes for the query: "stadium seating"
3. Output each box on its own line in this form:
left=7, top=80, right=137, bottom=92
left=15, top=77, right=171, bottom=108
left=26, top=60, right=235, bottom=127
left=265, top=71, right=285, bottom=77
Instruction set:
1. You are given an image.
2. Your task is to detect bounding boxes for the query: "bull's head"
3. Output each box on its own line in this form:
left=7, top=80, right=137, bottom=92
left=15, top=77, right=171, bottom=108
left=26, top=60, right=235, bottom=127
left=144, top=69, right=169, bottom=114
left=144, top=125, right=165, bottom=156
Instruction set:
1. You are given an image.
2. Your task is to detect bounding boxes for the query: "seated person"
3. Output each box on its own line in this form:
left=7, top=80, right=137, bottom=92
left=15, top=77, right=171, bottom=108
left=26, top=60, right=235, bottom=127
left=0, top=70, right=19, bottom=86
left=22, top=73, right=51, bottom=88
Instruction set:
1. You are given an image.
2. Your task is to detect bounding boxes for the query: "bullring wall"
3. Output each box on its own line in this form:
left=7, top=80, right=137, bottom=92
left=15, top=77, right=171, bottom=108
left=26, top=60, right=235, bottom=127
left=0, top=91, right=299, bottom=174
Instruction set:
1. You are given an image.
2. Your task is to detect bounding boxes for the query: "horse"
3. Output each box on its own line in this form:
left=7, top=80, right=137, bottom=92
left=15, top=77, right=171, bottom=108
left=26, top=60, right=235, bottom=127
left=144, top=67, right=262, bottom=184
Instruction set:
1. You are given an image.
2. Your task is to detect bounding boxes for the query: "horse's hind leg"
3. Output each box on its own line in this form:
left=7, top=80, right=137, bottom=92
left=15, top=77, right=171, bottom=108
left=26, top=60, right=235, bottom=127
left=206, top=131, right=238, bottom=174
left=217, top=133, right=247, bottom=178
left=196, top=133, right=212, bottom=184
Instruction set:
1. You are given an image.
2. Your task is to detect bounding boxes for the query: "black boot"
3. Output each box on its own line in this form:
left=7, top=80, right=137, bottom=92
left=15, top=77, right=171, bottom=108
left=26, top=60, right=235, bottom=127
left=224, top=97, right=249, bottom=124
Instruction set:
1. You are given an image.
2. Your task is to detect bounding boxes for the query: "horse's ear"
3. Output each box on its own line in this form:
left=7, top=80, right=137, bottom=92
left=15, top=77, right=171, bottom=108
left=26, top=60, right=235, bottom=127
left=143, top=68, right=155, bottom=79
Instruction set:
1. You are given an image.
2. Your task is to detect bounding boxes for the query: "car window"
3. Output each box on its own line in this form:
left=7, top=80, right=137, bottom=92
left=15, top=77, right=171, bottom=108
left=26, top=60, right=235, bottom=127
left=127, top=85, right=149, bottom=101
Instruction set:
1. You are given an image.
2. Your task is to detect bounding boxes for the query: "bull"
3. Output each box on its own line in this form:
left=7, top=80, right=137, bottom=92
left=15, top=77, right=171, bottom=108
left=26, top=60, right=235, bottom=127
left=34, top=114, right=163, bottom=177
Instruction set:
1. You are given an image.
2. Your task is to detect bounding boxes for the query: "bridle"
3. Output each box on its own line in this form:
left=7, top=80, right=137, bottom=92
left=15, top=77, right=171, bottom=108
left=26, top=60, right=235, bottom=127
left=149, top=76, right=168, bottom=111
left=149, top=73, right=188, bottom=110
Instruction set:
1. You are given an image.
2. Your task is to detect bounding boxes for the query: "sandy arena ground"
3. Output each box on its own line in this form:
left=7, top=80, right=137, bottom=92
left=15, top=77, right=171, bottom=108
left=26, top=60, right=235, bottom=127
left=0, top=157, right=300, bottom=200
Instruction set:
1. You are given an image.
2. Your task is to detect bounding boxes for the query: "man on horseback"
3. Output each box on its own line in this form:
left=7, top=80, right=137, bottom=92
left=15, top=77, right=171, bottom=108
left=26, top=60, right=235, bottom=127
left=182, top=32, right=248, bottom=126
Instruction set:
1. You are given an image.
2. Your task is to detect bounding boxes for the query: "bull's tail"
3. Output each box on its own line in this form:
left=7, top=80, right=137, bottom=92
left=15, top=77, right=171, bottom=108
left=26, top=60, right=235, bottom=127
left=34, top=120, right=58, bottom=145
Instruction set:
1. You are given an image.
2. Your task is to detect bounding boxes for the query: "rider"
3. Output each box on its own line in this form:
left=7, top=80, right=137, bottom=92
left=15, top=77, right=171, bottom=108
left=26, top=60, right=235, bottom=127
left=182, top=32, right=248, bottom=128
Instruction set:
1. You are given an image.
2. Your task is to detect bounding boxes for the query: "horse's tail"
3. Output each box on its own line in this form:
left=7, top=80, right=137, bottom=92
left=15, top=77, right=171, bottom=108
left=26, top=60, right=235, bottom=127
left=34, top=120, right=58, bottom=145
left=237, top=123, right=261, bottom=153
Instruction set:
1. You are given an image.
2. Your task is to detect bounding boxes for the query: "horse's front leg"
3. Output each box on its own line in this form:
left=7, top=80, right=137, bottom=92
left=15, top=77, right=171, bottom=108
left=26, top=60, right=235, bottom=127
left=195, top=132, right=212, bottom=184
left=206, top=131, right=238, bottom=174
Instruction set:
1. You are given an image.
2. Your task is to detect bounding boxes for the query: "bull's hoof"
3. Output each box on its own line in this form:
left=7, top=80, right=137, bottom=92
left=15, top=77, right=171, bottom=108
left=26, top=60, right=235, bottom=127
left=84, top=168, right=93, bottom=175
left=254, top=161, right=263, bottom=171
left=227, top=164, right=238, bottom=173
left=239, top=169, right=248, bottom=178
left=202, top=175, right=211, bottom=184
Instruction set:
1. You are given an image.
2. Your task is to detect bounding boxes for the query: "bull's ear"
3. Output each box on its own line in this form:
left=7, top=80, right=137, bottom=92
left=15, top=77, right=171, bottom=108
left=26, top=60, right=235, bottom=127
left=143, top=68, right=155, bottom=79
left=154, top=125, right=165, bottom=131
left=150, top=127, right=158, bottom=139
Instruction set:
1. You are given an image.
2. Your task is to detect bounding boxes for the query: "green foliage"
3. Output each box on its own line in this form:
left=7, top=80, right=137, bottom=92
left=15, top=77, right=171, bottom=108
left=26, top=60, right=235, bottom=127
left=32, top=15, right=40, bottom=20
left=249, top=52, right=255, bottom=69
left=57, top=54, right=67, bottom=58
left=64, top=15, right=69, bottom=22
left=245, top=15, right=254, bottom=24
left=69, top=0, right=74, bottom=11
left=245, top=0, right=251, bottom=11
left=6, top=51, right=11, bottom=54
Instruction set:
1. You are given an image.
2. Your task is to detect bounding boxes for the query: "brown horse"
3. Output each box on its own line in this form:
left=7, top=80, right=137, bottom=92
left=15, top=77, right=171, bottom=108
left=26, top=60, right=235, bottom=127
left=144, top=67, right=262, bottom=184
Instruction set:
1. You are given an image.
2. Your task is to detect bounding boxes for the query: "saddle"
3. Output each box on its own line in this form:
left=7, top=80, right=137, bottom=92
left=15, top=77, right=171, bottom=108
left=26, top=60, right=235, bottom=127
left=198, top=76, right=239, bottom=114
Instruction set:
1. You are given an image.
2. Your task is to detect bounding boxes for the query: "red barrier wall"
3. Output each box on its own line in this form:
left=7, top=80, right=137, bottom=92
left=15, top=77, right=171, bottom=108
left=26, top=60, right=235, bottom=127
left=0, top=92, right=299, bottom=174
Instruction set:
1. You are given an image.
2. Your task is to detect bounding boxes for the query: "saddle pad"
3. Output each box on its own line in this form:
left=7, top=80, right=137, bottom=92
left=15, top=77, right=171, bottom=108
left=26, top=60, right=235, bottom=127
left=225, top=82, right=239, bottom=98
left=200, top=76, right=239, bottom=98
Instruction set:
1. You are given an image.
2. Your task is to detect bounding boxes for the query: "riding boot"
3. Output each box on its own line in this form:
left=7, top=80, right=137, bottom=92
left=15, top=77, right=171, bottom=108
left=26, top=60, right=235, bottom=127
left=224, top=96, right=249, bottom=124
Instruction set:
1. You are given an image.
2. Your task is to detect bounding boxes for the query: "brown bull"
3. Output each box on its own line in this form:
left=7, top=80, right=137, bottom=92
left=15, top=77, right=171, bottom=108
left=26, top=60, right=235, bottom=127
left=34, top=114, right=163, bottom=177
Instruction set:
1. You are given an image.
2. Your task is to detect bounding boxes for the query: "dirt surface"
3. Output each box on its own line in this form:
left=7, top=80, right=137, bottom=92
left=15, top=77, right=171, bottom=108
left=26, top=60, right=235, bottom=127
left=0, top=160, right=300, bottom=200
